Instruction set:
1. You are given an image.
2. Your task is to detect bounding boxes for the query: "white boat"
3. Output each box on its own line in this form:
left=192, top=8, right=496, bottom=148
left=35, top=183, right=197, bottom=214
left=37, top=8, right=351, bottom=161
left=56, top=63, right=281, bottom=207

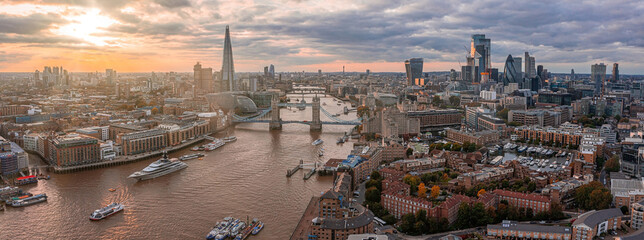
left=179, top=153, right=205, bottom=161
left=128, top=152, right=188, bottom=181
left=223, top=136, right=237, bottom=143
left=312, top=139, right=323, bottom=146
left=318, top=148, right=324, bottom=157
left=89, top=203, right=124, bottom=220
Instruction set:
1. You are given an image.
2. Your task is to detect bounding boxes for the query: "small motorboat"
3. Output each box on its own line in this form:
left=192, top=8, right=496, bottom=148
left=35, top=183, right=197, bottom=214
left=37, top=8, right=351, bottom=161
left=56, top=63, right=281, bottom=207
left=108, top=188, right=116, bottom=192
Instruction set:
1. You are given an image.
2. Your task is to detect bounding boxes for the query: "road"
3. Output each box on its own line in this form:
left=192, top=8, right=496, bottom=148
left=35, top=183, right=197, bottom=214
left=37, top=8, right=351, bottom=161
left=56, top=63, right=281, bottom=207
left=356, top=181, right=366, bottom=204
left=389, top=227, right=485, bottom=240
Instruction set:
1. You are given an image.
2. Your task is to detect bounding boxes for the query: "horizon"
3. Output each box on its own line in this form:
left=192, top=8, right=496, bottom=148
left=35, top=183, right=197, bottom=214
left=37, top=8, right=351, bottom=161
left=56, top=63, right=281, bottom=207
left=0, top=1, right=643, bottom=74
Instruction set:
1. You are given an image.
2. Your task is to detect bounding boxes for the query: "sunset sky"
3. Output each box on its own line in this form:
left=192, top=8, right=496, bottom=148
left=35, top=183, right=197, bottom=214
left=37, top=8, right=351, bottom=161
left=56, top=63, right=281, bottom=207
left=0, top=0, right=643, bottom=74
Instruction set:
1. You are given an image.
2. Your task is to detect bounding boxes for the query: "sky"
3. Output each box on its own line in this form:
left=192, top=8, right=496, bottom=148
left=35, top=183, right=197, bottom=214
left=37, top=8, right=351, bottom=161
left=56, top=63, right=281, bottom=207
left=0, top=0, right=643, bottom=74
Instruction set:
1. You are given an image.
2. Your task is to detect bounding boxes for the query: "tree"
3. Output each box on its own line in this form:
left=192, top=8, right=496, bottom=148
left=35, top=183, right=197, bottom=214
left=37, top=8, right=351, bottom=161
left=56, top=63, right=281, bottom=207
left=366, top=179, right=381, bottom=192
left=370, top=171, right=381, bottom=181
left=605, top=155, right=621, bottom=172
left=575, top=181, right=613, bottom=210
left=418, top=183, right=427, bottom=198
left=449, top=96, right=461, bottom=106
left=467, top=143, right=477, bottom=152
left=477, top=189, right=486, bottom=197
left=621, top=206, right=629, bottom=215
left=365, top=187, right=381, bottom=203
left=430, top=185, right=440, bottom=199
left=357, top=106, right=370, bottom=118
left=433, top=95, right=442, bottom=105
left=151, top=107, right=159, bottom=115
left=400, top=213, right=416, bottom=234
left=406, top=148, right=413, bottom=157
left=497, top=108, right=509, bottom=121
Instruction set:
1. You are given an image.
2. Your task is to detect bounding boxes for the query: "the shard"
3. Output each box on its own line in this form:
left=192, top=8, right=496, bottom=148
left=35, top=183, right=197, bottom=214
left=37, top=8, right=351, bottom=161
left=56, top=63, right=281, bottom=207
left=221, top=25, right=235, bottom=92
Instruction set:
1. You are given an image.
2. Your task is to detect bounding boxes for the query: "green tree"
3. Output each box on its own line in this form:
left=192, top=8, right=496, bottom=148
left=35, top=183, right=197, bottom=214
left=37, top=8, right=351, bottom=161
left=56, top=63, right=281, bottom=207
left=406, top=148, right=413, bottom=157
left=497, top=108, right=510, bottom=121
left=605, top=155, right=621, bottom=172
left=449, top=96, right=461, bottom=106
left=621, top=206, right=629, bottom=215
left=575, top=181, right=613, bottom=210
left=365, top=187, right=381, bottom=203
left=400, top=213, right=417, bottom=234
left=370, top=171, right=382, bottom=181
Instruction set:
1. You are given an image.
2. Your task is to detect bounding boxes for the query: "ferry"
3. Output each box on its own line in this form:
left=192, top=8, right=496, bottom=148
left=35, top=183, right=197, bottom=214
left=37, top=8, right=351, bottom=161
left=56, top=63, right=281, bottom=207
left=179, top=153, right=205, bottom=161
left=15, top=175, right=38, bottom=185
left=207, top=217, right=234, bottom=240
left=223, top=136, right=237, bottom=143
left=312, top=139, right=323, bottom=146
left=204, top=140, right=225, bottom=151
left=252, top=221, right=264, bottom=235
left=11, top=193, right=47, bottom=207
left=89, top=203, right=124, bottom=221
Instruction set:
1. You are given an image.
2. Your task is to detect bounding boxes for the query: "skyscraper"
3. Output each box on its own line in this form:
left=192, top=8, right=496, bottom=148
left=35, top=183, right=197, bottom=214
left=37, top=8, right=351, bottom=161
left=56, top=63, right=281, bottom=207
left=513, top=57, right=522, bottom=78
left=524, top=52, right=536, bottom=78
left=404, top=58, right=423, bottom=86
left=221, top=25, right=235, bottom=92
left=106, top=69, right=115, bottom=85
left=571, top=69, right=575, bottom=80
left=591, top=63, right=606, bottom=96
left=612, top=63, right=619, bottom=82
left=471, top=34, right=491, bottom=71
left=502, top=55, right=519, bottom=86
left=269, top=64, right=275, bottom=79
left=194, top=62, right=214, bottom=95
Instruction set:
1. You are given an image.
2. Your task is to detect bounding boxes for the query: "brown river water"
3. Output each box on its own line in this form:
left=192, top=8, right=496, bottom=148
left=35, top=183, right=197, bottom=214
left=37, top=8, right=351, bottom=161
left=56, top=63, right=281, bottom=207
left=0, top=95, right=356, bottom=239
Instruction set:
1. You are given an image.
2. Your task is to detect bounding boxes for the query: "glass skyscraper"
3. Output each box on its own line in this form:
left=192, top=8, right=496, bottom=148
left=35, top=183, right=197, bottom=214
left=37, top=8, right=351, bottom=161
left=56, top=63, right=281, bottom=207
left=591, top=63, right=606, bottom=96
left=221, top=25, right=235, bottom=92
left=405, top=58, right=423, bottom=86
left=502, top=55, right=519, bottom=86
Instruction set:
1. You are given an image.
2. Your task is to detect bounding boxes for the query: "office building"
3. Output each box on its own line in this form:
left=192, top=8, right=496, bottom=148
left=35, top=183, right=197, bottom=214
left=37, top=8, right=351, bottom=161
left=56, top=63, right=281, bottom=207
left=117, top=129, right=167, bottom=156
left=591, top=63, right=606, bottom=96
left=106, top=69, right=115, bottom=85
left=407, top=109, right=462, bottom=130
left=525, top=52, right=536, bottom=78
left=405, top=58, right=423, bottom=86
left=194, top=62, right=214, bottom=95
left=612, top=63, right=619, bottom=82
left=502, top=55, right=520, bottom=85
left=48, top=134, right=100, bottom=167
left=471, top=34, right=491, bottom=71
left=513, top=56, right=522, bottom=78
left=221, top=25, right=235, bottom=92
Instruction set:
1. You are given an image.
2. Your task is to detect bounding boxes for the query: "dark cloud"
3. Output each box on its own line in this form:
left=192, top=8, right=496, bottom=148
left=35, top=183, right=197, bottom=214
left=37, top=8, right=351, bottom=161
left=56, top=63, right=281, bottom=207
left=0, top=13, right=66, bottom=34
left=153, top=0, right=191, bottom=8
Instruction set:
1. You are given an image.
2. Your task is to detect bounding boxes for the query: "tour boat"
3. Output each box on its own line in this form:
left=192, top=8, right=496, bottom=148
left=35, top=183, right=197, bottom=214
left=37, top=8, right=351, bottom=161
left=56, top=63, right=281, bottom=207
left=89, top=203, right=124, bottom=221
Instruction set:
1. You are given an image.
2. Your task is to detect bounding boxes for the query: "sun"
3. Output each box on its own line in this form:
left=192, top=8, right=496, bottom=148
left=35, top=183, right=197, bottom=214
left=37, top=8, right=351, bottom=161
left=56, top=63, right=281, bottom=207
left=54, top=8, right=118, bottom=46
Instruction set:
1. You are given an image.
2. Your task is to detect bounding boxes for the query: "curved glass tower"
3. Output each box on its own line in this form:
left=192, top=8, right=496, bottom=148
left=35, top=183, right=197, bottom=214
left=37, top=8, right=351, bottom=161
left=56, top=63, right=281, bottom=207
left=502, top=54, right=519, bottom=85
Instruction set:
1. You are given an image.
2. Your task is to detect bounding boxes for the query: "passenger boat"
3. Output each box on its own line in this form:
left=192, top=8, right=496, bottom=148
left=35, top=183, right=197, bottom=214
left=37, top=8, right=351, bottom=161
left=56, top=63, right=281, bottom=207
left=252, top=221, right=264, bottom=235
left=128, top=152, right=188, bottom=181
left=11, top=193, right=47, bottom=207
left=312, top=139, right=323, bottom=146
left=207, top=217, right=233, bottom=240
left=180, top=153, right=205, bottom=161
left=223, top=136, right=237, bottom=143
left=89, top=203, right=124, bottom=221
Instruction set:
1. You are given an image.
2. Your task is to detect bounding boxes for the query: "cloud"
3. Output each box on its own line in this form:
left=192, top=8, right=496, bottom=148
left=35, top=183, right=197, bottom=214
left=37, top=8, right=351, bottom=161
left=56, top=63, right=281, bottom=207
left=1, top=0, right=644, bottom=73
left=0, top=13, right=66, bottom=34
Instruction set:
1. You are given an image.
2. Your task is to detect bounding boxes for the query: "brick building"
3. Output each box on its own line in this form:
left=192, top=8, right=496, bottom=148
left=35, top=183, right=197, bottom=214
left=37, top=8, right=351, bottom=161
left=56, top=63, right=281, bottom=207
left=492, top=189, right=551, bottom=213
left=571, top=208, right=622, bottom=240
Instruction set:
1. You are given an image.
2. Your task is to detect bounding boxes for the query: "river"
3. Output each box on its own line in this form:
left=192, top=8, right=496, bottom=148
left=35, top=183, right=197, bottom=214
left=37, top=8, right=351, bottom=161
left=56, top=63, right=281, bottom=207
left=0, top=95, right=357, bottom=239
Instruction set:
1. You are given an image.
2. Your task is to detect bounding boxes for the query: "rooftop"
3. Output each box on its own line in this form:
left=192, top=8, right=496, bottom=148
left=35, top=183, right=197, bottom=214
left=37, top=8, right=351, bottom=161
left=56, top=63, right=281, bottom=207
left=573, top=208, right=623, bottom=229
left=488, top=220, right=571, bottom=234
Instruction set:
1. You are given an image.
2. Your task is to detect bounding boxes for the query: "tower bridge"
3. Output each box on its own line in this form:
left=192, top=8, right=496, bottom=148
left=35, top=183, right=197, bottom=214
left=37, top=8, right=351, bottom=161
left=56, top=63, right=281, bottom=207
left=232, top=96, right=362, bottom=131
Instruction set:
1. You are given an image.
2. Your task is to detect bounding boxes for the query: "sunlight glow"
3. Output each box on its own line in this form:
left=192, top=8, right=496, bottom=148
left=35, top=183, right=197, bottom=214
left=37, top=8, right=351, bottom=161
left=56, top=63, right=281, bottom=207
left=53, top=9, right=118, bottom=46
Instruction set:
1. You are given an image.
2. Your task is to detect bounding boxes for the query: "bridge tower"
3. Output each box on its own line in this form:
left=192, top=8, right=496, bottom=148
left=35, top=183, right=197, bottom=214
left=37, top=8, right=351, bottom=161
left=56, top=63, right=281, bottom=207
left=310, top=95, right=322, bottom=131
left=269, top=96, right=282, bottom=130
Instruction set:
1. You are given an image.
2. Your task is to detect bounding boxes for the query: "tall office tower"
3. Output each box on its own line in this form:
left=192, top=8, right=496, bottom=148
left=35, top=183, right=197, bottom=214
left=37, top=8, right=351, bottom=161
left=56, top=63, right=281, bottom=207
left=106, top=69, right=114, bottom=85
left=537, top=65, right=544, bottom=79
left=269, top=64, right=275, bottom=79
left=194, top=62, right=214, bottom=95
left=264, top=66, right=269, bottom=77
left=524, top=52, right=536, bottom=78
left=471, top=34, right=491, bottom=71
left=490, top=68, right=499, bottom=82
left=342, top=66, right=345, bottom=75
left=220, top=25, right=235, bottom=92
left=404, top=58, right=423, bottom=86
left=450, top=69, right=457, bottom=81
left=366, top=69, right=370, bottom=76
left=591, top=63, right=607, bottom=96
left=318, top=69, right=322, bottom=77
left=502, top=55, right=519, bottom=86
left=34, top=70, right=40, bottom=81
left=571, top=69, right=575, bottom=80
left=612, top=63, right=619, bottom=82
left=513, top=57, right=522, bottom=78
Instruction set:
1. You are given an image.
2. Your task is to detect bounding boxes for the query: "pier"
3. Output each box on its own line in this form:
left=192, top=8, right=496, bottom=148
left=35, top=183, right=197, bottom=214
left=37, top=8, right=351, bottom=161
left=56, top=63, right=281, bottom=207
left=286, top=160, right=318, bottom=180
left=286, top=160, right=303, bottom=177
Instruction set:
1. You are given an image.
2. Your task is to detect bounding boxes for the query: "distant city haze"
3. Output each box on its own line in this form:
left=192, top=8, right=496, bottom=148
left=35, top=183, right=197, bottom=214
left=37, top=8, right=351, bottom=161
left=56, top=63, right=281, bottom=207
left=0, top=0, right=643, bottom=74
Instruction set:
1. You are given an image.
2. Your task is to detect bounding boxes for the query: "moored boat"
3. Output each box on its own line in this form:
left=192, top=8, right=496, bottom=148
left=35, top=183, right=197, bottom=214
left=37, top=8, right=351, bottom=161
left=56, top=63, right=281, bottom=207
left=223, top=136, right=237, bottom=143
left=128, top=152, right=188, bottom=181
left=11, top=193, right=47, bottom=207
left=180, top=153, right=205, bottom=161
left=312, top=139, right=323, bottom=146
left=252, top=221, right=264, bottom=235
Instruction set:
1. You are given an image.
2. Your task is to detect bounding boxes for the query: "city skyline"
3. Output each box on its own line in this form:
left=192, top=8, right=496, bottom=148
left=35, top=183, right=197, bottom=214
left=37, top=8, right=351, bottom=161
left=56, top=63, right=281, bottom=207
left=0, top=0, right=644, bottom=74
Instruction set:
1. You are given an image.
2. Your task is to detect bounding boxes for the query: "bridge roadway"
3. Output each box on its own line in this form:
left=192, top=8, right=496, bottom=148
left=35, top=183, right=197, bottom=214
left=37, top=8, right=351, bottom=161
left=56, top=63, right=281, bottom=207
left=233, top=119, right=360, bottom=125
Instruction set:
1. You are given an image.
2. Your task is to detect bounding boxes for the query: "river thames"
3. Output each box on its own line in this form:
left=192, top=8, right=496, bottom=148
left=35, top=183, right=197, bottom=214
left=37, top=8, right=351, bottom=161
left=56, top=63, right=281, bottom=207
left=0, top=95, right=357, bottom=239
